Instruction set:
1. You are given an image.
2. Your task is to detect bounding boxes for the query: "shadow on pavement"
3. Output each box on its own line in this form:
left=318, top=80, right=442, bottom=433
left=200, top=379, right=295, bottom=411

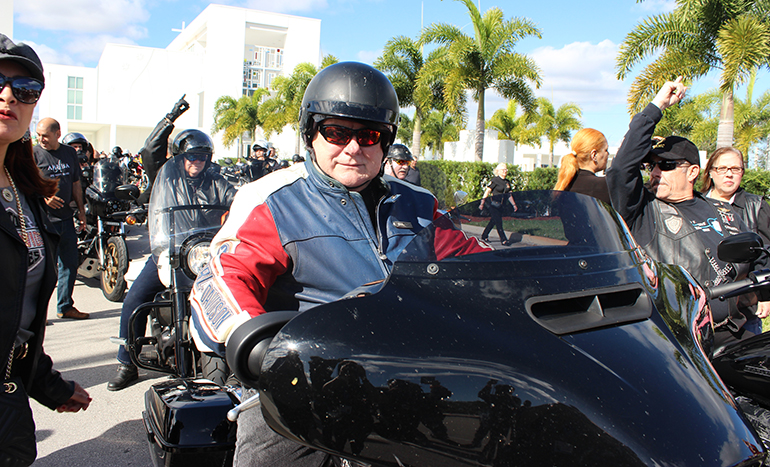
left=33, top=420, right=153, bottom=467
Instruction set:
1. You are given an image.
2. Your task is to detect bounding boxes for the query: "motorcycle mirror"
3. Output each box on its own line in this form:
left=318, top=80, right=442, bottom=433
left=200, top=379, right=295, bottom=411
left=115, top=184, right=140, bottom=201
left=717, top=231, right=764, bottom=263
left=453, top=190, right=468, bottom=206
left=225, top=311, right=299, bottom=389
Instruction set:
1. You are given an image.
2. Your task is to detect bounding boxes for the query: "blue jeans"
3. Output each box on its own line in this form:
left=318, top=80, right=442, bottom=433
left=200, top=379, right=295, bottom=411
left=54, top=219, right=79, bottom=314
left=744, top=317, right=763, bottom=335
left=117, top=256, right=166, bottom=365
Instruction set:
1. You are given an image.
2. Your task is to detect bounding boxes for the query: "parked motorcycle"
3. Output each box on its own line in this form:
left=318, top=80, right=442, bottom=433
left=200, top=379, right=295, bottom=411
left=117, top=183, right=236, bottom=466
left=224, top=191, right=770, bottom=467
left=77, top=157, right=146, bottom=301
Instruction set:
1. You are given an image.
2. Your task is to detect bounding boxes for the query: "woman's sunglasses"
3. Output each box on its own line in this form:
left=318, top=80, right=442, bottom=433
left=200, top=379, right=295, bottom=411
left=0, top=72, right=44, bottom=104
left=641, top=160, right=689, bottom=172
left=318, top=124, right=386, bottom=147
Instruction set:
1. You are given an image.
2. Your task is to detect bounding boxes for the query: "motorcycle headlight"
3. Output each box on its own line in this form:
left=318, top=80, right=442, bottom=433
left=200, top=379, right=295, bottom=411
left=181, top=236, right=212, bottom=280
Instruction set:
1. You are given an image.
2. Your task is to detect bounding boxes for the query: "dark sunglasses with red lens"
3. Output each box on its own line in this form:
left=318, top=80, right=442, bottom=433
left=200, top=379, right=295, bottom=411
left=318, top=124, right=386, bottom=147
left=0, top=72, right=44, bottom=104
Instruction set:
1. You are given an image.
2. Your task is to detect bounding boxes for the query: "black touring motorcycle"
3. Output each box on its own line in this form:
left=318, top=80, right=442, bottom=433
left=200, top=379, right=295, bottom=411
left=116, top=177, right=236, bottom=466
left=77, top=157, right=146, bottom=301
left=137, top=191, right=770, bottom=467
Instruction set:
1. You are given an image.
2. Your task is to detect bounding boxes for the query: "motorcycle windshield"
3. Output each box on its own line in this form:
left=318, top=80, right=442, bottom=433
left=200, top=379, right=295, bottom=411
left=148, top=158, right=229, bottom=256
left=396, top=190, right=638, bottom=264
left=91, top=158, right=123, bottom=194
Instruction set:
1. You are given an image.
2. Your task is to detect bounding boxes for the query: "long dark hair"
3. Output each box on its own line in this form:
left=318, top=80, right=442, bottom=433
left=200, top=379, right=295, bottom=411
left=6, top=138, right=58, bottom=198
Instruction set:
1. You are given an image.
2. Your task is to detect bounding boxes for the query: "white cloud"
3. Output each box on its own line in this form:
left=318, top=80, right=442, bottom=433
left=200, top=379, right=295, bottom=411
left=15, top=0, right=150, bottom=37
left=356, top=50, right=379, bottom=65
left=243, top=0, right=328, bottom=13
left=529, top=40, right=629, bottom=112
left=22, top=41, right=79, bottom=67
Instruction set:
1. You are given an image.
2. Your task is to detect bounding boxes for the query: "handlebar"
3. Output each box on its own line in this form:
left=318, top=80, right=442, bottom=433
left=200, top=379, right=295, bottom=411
left=705, top=269, right=770, bottom=301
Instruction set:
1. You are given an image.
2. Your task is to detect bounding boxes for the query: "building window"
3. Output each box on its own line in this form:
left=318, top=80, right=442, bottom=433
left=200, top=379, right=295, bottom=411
left=67, top=76, right=83, bottom=120
left=243, top=46, right=283, bottom=95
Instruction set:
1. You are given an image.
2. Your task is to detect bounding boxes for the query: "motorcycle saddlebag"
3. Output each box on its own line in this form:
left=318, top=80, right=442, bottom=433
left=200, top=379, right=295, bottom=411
left=143, top=378, right=237, bottom=467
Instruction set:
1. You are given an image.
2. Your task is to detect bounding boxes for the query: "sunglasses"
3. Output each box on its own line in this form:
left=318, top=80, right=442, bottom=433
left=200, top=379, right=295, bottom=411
left=318, top=124, right=385, bottom=147
left=0, top=72, right=44, bottom=104
left=641, top=160, right=689, bottom=172
left=183, top=153, right=209, bottom=162
left=390, top=159, right=410, bottom=166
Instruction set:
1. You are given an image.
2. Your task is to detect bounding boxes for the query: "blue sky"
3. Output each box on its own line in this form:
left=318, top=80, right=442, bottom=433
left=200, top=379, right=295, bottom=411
left=10, top=0, right=770, bottom=147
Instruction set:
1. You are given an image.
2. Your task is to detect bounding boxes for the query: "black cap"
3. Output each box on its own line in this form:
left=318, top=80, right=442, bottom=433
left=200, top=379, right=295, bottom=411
left=649, top=136, right=700, bottom=166
left=0, top=34, right=45, bottom=83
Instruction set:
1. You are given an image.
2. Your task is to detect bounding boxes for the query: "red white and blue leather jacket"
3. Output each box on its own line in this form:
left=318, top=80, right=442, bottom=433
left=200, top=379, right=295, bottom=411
left=190, top=160, right=486, bottom=352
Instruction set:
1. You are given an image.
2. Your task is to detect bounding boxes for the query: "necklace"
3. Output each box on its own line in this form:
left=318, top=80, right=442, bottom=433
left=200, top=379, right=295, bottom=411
left=4, top=166, right=29, bottom=247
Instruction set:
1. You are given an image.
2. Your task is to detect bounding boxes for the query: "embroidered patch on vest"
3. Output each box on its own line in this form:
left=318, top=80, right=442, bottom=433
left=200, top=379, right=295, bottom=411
left=665, top=216, right=683, bottom=234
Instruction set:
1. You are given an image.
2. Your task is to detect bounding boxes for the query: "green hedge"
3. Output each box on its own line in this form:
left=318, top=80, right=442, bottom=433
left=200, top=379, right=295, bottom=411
left=418, top=162, right=770, bottom=204
left=418, top=161, right=559, bottom=206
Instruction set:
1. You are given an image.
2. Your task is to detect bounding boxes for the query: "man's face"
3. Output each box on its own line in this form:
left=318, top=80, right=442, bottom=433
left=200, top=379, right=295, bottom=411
left=311, top=118, right=385, bottom=191
left=386, top=158, right=410, bottom=180
left=36, top=123, right=60, bottom=151
left=647, top=156, right=698, bottom=202
left=183, top=154, right=207, bottom=178
left=253, top=148, right=266, bottom=160
left=71, top=142, right=84, bottom=153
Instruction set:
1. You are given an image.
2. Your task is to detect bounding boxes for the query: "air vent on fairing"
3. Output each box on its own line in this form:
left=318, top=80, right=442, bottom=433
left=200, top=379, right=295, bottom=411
left=525, top=283, right=652, bottom=335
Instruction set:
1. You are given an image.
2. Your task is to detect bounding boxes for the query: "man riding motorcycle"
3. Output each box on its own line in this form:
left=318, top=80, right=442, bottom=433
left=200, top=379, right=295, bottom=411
left=189, top=61, right=486, bottom=465
left=108, top=128, right=236, bottom=390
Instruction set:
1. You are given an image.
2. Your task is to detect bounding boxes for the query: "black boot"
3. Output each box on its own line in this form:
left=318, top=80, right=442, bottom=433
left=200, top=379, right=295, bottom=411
left=108, top=364, right=138, bottom=391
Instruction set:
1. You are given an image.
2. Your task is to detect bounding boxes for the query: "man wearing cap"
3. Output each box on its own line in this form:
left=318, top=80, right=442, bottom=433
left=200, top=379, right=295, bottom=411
left=607, top=76, right=768, bottom=347
left=34, top=117, right=89, bottom=320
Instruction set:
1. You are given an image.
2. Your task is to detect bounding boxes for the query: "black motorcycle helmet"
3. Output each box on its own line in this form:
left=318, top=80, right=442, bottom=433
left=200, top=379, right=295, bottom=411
left=387, top=144, right=414, bottom=162
left=112, top=146, right=123, bottom=157
left=62, top=132, right=88, bottom=148
left=172, top=129, right=214, bottom=158
left=299, top=62, right=399, bottom=158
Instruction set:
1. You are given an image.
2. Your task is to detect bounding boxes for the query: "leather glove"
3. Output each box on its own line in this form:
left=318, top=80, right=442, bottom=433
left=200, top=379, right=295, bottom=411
left=166, top=94, right=190, bottom=122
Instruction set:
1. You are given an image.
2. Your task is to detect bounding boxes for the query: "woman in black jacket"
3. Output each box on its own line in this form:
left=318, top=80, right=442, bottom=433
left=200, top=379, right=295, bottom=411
left=702, top=146, right=770, bottom=334
left=0, top=34, right=91, bottom=466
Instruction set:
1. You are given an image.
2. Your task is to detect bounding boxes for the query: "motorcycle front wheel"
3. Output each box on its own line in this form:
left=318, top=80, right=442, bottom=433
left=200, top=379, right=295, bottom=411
left=101, top=236, right=128, bottom=302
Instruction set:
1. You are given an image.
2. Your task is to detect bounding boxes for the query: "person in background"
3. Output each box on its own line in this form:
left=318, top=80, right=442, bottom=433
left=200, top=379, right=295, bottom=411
left=606, top=76, right=769, bottom=348
left=383, top=143, right=413, bottom=181
left=553, top=128, right=611, bottom=204
left=404, top=157, right=421, bottom=186
left=701, top=146, right=770, bottom=334
left=34, top=117, right=89, bottom=320
left=0, top=33, right=91, bottom=466
left=108, top=128, right=235, bottom=391
left=480, top=163, right=518, bottom=245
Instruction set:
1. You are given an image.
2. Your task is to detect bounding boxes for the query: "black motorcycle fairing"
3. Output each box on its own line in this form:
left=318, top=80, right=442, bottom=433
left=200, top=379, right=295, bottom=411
left=250, top=192, right=765, bottom=467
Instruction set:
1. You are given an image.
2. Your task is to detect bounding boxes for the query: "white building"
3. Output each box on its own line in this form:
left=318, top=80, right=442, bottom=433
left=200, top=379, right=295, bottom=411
left=34, top=4, right=321, bottom=160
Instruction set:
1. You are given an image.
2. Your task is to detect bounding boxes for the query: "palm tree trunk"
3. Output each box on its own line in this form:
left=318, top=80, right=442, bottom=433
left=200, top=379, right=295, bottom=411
left=716, top=88, right=735, bottom=150
left=475, top=89, right=485, bottom=162
left=549, top=139, right=555, bottom=167
left=412, top=112, right=422, bottom=158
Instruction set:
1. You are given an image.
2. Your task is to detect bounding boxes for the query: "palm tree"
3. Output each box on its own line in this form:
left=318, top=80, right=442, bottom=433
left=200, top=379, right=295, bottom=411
left=259, top=55, right=339, bottom=153
left=533, top=97, right=582, bottom=167
left=422, top=110, right=460, bottom=159
left=212, top=87, right=270, bottom=156
left=420, top=0, right=542, bottom=162
left=486, top=100, right=540, bottom=147
left=396, top=114, right=414, bottom=149
left=616, top=0, right=770, bottom=148
left=375, top=36, right=427, bottom=157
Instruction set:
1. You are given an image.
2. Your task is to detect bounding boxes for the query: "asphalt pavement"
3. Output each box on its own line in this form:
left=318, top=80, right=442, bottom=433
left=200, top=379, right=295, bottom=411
left=30, top=224, right=162, bottom=467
